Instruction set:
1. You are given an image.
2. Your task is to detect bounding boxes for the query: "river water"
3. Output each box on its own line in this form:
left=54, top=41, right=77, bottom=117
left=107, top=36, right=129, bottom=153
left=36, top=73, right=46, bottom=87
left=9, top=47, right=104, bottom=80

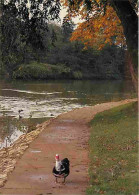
left=0, top=79, right=136, bottom=148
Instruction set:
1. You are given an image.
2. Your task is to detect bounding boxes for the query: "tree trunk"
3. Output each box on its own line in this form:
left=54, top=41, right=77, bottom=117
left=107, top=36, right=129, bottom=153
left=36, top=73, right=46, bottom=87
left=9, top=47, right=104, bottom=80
left=111, top=0, right=138, bottom=91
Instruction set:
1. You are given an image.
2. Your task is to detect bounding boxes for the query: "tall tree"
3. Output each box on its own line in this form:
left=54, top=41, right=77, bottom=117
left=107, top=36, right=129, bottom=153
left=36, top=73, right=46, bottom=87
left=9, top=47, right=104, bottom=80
left=1, top=1, right=21, bottom=73
left=62, top=0, right=138, bottom=90
left=17, top=0, right=60, bottom=50
left=70, top=5, right=125, bottom=50
left=1, top=0, right=61, bottom=73
left=62, top=16, right=74, bottom=41
left=111, top=0, right=138, bottom=90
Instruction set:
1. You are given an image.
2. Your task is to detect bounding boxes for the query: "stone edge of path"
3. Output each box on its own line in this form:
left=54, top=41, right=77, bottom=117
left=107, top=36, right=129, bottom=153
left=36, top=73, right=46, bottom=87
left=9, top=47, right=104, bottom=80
left=0, top=118, right=55, bottom=188
left=0, top=99, right=137, bottom=188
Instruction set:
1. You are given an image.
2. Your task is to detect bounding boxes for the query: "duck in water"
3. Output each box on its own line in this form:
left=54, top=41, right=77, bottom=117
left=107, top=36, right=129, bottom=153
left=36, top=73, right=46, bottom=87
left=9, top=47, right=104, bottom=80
left=18, top=109, right=23, bottom=119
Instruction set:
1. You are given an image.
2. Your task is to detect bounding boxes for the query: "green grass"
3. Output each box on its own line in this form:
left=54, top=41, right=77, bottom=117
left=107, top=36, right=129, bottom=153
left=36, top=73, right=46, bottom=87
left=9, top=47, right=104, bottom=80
left=87, top=102, right=138, bottom=195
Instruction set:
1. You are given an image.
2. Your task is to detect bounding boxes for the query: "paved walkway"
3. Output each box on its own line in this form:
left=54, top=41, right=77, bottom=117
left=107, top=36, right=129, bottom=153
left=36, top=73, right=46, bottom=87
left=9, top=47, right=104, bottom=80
left=0, top=99, right=136, bottom=195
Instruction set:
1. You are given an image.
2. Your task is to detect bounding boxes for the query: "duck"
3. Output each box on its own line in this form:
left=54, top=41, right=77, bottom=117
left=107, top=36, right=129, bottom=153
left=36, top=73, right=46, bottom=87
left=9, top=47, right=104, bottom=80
left=18, top=109, right=23, bottom=113
left=52, top=154, right=70, bottom=183
left=18, top=109, right=23, bottom=119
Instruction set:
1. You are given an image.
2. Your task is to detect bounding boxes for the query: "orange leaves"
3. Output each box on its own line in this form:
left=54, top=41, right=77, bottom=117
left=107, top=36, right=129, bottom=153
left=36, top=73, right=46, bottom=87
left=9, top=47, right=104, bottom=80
left=61, top=0, right=125, bottom=49
left=72, top=6, right=125, bottom=49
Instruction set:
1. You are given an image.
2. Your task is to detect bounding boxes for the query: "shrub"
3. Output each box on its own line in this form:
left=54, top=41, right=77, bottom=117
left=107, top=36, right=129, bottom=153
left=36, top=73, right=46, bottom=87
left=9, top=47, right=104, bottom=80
left=72, top=71, right=83, bottom=79
left=13, top=62, right=72, bottom=80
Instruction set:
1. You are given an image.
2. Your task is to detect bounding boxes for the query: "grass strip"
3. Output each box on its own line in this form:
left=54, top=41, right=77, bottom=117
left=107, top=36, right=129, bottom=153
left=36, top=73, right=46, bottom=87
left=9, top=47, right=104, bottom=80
left=87, top=102, right=138, bottom=195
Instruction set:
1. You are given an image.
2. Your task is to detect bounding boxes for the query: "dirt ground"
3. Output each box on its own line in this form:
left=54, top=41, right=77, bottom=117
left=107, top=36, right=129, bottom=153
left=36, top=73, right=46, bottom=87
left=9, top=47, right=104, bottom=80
left=0, top=99, right=137, bottom=195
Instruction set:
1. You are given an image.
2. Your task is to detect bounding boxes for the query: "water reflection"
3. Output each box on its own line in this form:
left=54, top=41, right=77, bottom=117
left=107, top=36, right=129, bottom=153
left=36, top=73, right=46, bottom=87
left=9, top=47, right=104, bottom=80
left=0, top=115, right=48, bottom=149
left=0, top=79, right=136, bottom=148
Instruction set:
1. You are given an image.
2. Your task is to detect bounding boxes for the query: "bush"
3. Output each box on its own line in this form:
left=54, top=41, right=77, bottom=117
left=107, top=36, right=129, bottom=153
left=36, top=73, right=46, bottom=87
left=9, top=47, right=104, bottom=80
left=13, top=62, right=72, bottom=80
left=72, top=71, right=83, bottom=79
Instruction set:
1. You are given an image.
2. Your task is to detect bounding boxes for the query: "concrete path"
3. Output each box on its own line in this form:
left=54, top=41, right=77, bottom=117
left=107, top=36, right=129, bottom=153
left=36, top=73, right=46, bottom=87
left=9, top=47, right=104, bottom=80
left=0, top=99, right=136, bottom=195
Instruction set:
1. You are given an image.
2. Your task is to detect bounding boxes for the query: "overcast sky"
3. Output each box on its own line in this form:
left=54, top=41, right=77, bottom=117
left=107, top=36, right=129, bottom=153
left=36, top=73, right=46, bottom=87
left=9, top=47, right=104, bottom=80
left=59, top=7, right=81, bottom=25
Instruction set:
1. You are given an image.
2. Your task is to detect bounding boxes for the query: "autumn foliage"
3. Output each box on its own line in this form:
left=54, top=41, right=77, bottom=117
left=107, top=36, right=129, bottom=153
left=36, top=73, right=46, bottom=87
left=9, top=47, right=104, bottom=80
left=61, top=1, right=125, bottom=49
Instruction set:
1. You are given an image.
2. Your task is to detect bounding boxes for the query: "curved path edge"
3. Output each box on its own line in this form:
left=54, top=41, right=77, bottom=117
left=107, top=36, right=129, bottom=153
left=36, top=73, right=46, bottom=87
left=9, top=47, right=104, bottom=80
left=0, top=98, right=137, bottom=195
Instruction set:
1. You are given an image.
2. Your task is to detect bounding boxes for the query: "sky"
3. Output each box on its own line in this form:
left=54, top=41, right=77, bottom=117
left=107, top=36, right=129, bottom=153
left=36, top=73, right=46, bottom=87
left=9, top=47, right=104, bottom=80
left=59, top=7, right=81, bottom=25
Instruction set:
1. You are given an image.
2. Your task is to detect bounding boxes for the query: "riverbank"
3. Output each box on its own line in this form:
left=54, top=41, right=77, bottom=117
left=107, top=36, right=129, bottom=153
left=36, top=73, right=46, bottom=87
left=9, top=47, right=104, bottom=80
left=0, top=99, right=137, bottom=194
left=0, top=119, right=53, bottom=188
left=12, top=61, right=123, bottom=80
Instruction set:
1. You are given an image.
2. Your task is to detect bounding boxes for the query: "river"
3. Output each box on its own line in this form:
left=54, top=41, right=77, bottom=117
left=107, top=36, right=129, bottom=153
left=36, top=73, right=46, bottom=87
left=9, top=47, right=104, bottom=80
left=0, top=79, right=136, bottom=148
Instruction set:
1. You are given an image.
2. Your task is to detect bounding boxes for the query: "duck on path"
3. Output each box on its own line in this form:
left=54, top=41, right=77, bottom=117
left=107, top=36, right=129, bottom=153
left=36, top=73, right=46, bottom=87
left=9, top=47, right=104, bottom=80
left=52, top=154, right=70, bottom=183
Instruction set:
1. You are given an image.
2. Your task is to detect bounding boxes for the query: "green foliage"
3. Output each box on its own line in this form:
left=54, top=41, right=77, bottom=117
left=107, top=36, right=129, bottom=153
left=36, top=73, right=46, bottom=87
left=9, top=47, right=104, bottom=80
left=13, top=62, right=72, bottom=80
left=95, top=45, right=125, bottom=79
left=0, top=0, right=126, bottom=80
left=46, top=38, right=125, bottom=80
left=1, top=1, right=23, bottom=73
left=62, top=16, right=75, bottom=42
left=87, top=102, right=138, bottom=194
left=72, top=71, right=83, bottom=79
left=0, top=0, right=61, bottom=74
left=12, top=41, right=126, bottom=80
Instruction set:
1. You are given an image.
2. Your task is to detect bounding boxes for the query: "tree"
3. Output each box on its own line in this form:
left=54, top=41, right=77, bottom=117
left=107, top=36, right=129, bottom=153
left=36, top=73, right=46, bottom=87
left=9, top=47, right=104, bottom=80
left=62, top=0, right=138, bottom=90
left=1, top=0, right=61, bottom=74
left=70, top=5, right=125, bottom=50
left=62, top=16, right=75, bottom=41
left=1, top=1, right=22, bottom=73
left=111, top=0, right=138, bottom=90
